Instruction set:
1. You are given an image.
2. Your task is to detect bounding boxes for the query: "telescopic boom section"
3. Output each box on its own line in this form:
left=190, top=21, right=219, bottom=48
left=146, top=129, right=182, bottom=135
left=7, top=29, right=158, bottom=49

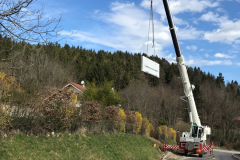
left=162, top=0, right=181, bottom=57
left=162, top=0, right=201, bottom=127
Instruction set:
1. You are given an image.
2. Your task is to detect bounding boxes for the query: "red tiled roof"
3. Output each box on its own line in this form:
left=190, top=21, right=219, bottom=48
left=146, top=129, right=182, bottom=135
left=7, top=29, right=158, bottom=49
left=62, top=82, right=85, bottom=92
left=235, top=117, right=240, bottom=121
left=44, top=82, right=85, bottom=101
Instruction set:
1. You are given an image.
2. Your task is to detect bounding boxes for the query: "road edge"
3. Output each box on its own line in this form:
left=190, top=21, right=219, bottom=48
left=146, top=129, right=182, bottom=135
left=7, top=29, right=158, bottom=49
left=232, top=154, right=240, bottom=160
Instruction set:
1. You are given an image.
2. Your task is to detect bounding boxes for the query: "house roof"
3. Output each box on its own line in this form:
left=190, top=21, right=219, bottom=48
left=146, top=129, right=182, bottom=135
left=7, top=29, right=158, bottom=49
left=62, top=82, right=85, bottom=92
left=235, top=117, right=240, bottom=121
left=44, top=82, right=85, bottom=101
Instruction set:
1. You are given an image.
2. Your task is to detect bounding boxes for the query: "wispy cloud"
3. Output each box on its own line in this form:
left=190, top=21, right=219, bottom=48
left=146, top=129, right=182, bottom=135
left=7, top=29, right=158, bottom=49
left=61, top=2, right=168, bottom=57
left=60, top=1, right=206, bottom=57
left=192, top=18, right=199, bottom=25
left=186, top=45, right=198, bottom=51
left=172, top=16, right=189, bottom=26
left=165, top=53, right=177, bottom=63
left=59, top=0, right=239, bottom=70
left=186, top=59, right=233, bottom=66
left=216, top=8, right=227, bottom=14
left=177, top=27, right=203, bottom=40
left=214, top=53, right=235, bottom=58
left=94, top=10, right=100, bottom=14
left=199, top=11, right=227, bottom=23
left=141, top=0, right=219, bottom=17
left=110, top=2, right=135, bottom=11
left=199, top=11, right=240, bottom=43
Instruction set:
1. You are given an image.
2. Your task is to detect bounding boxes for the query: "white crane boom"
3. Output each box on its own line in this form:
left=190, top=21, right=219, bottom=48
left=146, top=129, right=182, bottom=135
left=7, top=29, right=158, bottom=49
left=177, top=55, right=201, bottom=127
left=161, top=0, right=212, bottom=156
left=162, top=0, right=210, bottom=143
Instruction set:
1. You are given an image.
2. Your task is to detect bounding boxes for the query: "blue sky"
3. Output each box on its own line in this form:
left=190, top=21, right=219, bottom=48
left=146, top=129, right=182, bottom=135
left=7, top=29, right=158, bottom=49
left=33, top=0, right=240, bottom=84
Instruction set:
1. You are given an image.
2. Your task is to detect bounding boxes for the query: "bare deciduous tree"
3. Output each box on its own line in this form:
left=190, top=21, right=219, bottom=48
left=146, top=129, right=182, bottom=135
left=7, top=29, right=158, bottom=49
left=0, top=0, right=62, bottom=43
left=121, top=76, right=185, bottom=127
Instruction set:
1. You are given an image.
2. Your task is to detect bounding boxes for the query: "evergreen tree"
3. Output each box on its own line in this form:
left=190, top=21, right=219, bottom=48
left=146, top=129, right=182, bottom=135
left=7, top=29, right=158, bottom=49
left=216, top=72, right=224, bottom=87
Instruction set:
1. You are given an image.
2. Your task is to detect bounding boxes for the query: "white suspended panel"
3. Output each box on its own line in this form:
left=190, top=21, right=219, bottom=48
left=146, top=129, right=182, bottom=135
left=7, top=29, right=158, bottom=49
left=141, top=56, right=160, bottom=78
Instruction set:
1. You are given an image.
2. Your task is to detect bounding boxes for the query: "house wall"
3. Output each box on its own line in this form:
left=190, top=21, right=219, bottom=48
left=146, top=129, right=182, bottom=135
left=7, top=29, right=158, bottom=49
left=65, top=85, right=83, bottom=108
left=65, top=86, right=83, bottom=95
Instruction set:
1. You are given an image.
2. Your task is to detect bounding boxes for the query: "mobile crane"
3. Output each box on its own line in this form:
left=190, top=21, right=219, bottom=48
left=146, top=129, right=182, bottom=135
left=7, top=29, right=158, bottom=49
left=161, top=0, right=212, bottom=157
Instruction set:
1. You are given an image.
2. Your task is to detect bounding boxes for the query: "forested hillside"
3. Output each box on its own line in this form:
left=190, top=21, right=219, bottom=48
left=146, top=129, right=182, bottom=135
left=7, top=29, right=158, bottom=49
left=1, top=35, right=240, bottom=148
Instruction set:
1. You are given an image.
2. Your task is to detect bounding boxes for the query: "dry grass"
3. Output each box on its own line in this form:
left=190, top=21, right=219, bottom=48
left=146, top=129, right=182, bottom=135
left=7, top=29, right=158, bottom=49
left=75, top=127, right=87, bottom=135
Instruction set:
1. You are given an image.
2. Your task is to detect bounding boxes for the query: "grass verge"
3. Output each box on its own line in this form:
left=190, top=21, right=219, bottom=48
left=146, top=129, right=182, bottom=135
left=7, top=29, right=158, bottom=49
left=0, top=133, right=161, bottom=160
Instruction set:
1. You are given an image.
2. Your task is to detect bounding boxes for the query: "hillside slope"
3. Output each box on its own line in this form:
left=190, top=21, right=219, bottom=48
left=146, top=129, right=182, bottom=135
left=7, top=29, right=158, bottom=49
left=0, top=133, right=161, bottom=160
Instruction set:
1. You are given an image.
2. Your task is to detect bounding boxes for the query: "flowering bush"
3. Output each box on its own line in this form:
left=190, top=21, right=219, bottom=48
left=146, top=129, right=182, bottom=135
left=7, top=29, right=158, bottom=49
left=119, top=109, right=126, bottom=132
left=134, top=111, right=142, bottom=134
left=158, top=125, right=177, bottom=141
left=169, top=128, right=176, bottom=141
left=0, top=71, right=18, bottom=133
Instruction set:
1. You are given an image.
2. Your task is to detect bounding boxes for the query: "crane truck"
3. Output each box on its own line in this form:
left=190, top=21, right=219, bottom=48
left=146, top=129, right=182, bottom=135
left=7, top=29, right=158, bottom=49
left=161, top=0, right=212, bottom=157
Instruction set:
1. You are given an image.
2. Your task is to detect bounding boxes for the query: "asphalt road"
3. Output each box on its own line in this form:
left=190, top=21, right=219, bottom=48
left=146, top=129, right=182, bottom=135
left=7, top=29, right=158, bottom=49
left=178, top=149, right=240, bottom=160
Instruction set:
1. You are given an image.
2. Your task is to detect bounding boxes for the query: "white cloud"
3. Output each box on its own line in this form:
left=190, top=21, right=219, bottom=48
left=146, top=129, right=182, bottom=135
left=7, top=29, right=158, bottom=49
left=199, top=11, right=227, bottom=23
left=200, top=48, right=204, bottom=51
left=186, top=59, right=232, bottom=66
left=61, top=2, right=169, bottom=57
left=200, top=12, right=240, bottom=43
left=60, top=30, right=125, bottom=49
left=214, top=53, right=235, bottom=58
left=172, top=16, right=189, bottom=26
left=141, top=0, right=218, bottom=17
left=165, top=53, right=177, bottom=63
left=110, top=2, right=135, bottom=11
left=177, top=27, right=203, bottom=40
left=205, top=53, right=209, bottom=57
left=217, top=0, right=240, bottom=3
left=94, top=10, right=100, bottom=14
left=61, top=1, right=206, bottom=58
left=169, top=0, right=218, bottom=14
left=60, top=0, right=239, bottom=66
left=192, top=18, right=199, bottom=25
left=21, top=8, right=28, bottom=12
left=216, top=8, right=227, bottom=13
left=186, top=45, right=198, bottom=51
left=236, top=63, right=240, bottom=66
left=166, top=53, right=174, bottom=59
left=216, top=0, right=232, bottom=1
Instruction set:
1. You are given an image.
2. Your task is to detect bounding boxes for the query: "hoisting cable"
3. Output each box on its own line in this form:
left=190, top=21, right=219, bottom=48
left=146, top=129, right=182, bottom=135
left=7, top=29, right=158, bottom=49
left=147, top=0, right=155, bottom=56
